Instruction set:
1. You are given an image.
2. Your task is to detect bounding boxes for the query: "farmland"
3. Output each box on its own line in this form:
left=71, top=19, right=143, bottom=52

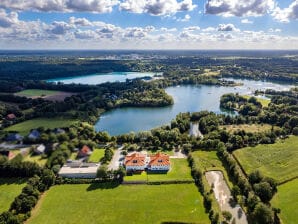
left=28, top=184, right=209, bottom=224
left=271, top=179, right=298, bottom=224
left=15, top=89, right=74, bottom=102
left=0, top=178, right=27, bottom=213
left=124, top=158, right=193, bottom=182
left=5, top=118, right=78, bottom=136
left=233, top=136, right=298, bottom=183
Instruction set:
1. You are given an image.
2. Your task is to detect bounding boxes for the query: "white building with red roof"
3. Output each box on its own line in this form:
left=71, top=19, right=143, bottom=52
left=124, top=152, right=148, bottom=171
left=148, top=152, right=170, bottom=171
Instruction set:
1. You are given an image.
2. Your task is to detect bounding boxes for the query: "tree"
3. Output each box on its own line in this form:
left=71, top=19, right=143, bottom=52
left=248, top=170, right=263, bottom=185
left=222, top=211, right=232, bottom=222
left=252, top=203, right=274, bottom=224
left=254, top=182, right=274, bottom=203
left=97, top=165, right=108, bottom=180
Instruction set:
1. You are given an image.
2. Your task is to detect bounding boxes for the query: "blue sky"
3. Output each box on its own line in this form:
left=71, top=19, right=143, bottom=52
left=0, top=0, right=298, bottom=49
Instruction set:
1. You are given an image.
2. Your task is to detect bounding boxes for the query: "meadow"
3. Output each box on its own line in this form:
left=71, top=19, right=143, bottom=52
left=0, top=178, right=27, bottom=213
left=271, top=179, right=298, bottom=224
left=28, top=184, right=209, bottom=224
left=124, top=158, right=193, bottom=182
left=15, top=89, right=59, bottom=97
left=233, top=136, right=298, bottom=183
left=243, top=95, right=270, bottom=107
left=88, top=149, right=105, bottom=163
left=221, top=124, right=272, bottom=133
left=5, top=118, right=77, bottom=135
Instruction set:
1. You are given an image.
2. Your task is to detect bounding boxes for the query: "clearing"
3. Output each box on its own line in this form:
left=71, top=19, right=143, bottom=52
left=0, top=178, right=27, bottom=213
left=88, top=149, right=105, bottom=163
left=28, top=184, right=209, bottom=224
left=242, top=95, right=270, bottom=107
left=271, top=179, right=298, bottom=224
left=15, top=89, right=74, bottom=102
left=124, top=158, right=193, bottom=182
left=233, top=136, right=298, bottom=184
left=221, top=124, right=272, bottom=133
left=5, top=118, right=78, bottom=136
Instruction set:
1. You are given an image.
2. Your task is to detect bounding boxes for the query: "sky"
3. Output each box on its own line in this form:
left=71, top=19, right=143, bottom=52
left=0, top=0, right=298, bottom=50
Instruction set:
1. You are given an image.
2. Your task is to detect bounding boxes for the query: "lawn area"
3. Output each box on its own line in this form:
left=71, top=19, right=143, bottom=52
left=124, top=158, right=193, bottom=182
left=243, top=95, right=271, bottom=107
left=88, top=149, right=105, bottom=163
left=271, top=179, right=298, bottom=224
left=15, top=89, right=59, bottom=97
left=5, top=118, right=78, bottom=136
left=28, top=184, right=209, bottom=224
left=0, top=178, right=27, bottom=213
left=191, top=151, right=233, bottom=188
left=221, top=124, right=272, bottom=133
left=23, top=153, right=47, bottom=166
left=233, top=136, right=298, bottom=184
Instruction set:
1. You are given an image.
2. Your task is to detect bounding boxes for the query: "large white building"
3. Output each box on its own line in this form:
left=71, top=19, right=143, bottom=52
left=58, top=162, right=99, bottom=178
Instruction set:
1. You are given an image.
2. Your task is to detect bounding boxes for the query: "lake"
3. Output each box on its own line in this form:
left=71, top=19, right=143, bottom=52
left=47, top=72, right=158, bottom=85
left=94, top=78, right=293, bottom=135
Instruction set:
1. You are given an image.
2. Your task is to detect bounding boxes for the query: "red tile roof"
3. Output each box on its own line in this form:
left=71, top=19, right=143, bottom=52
left=78, top=145, right=91, bottom=157
left=149, top=152, right=170, bottom=166
left=125, top=152, right=146, bottom=167
left=6, top=113, right=16, bottom=120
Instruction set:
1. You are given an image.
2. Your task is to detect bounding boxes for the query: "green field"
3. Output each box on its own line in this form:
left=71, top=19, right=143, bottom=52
left=124, top=158, right=193, bottom=182
left=15, top=89, right=59, bottom=97
left=271, top=179, right=298, bottom=224
left=221, top=124, right=272, bottom=133
left=191, top=150, right=233, bottom=188
left=88, top=149, right=105, bottom=162
left=243, top=95, right=270, bottom=107
left=28, top=184, right=209, bottom=224
left=0, top=178, right=27, bottom=213
left=23, top=153, right=48, bottom=166
left=5, top=118, right=77, bottom=136
left=233, top=136, right=298, bottom=183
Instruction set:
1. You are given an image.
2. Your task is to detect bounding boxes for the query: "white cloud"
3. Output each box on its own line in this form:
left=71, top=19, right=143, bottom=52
left=183, top=26, right=200, bottom=31
left=241, top=18, right=253, bottom=24
left=205, top=0, right=275, bottom=17
left=69, top=17, right=93, bottom=26
left=160, top=27, right=177, bottom=32
left=74, top=30, right=97, bottom=39
left=272, top=0, right=298, bottom=23
left=47, top=21, right=74, bottom=35
left=0, top=0, right=119, bottom=13
left=217, top=23, right=239, bottom=32
left=120, top=0, right=196, bottom=16
left=176, top=14, right=191, bottom=22
left=0, top=9, right=19, bottom=28
left=202, top=26, right=216, bottom=32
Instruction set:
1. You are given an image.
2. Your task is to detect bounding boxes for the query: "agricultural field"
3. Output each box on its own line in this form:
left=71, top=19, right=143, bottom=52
left=271, top=179, right=298, bottom=224
left=124, top=158, right=193, bottom=182
left=0, top=178, right=27, bottom=213
left=88, top=149, right=105, bottom=163
left=221, top=124, right=272, bottom=133
left=28, top=184, right=209, bottom=224
left=233, top=136, right=298, bottom=184
left=5, top=118, right=77, bottom=136
left=15, top=89, right=74, bottom=102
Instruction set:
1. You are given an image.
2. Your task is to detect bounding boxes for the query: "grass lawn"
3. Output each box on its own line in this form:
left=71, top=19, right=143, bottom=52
left=221, top=124, right=272, bottom=133
left=243, top=95, right=271, bottom=107
left=28, top=184, right=209, bottom=224
left=233, top=136, right=298, bottom=184
left=5, top=118, right=78, bottom=136
left=15, top=89, right=59, bottom=97
left=0, top=178, right=27, bottom=213
left=88, top=149, right=105, bottom=163
left=191, top=151, right=233, bottom=188
left=23, top=153, right=47, bottom=166
left=124, top=158, right=193, bottom=182
left=271, top=179, right=298, bottom=224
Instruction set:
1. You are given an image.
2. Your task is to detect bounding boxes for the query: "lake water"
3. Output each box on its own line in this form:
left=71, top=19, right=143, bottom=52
left=47, top=72, right=158, bottom=85
left=95, top=78, right=293, bottom=135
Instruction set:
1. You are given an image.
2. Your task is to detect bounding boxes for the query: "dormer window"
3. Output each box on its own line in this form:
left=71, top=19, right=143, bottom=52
left=133, top=160, right=138, bottom=163
left=158, top=159, right=163, bottom=163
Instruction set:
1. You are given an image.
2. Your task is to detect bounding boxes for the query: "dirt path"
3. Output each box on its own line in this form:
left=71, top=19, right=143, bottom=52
left=25, top=191, right=48, bottom=224
left=205, top=171, right=248, bottom=224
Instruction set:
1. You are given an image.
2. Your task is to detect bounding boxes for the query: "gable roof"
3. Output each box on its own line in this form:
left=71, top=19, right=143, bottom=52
left=28, top=130, right=40, bottom=139
left=78, top=145, right=91, bottom=157
left=6, top=133, right=23, bottom=141
left=149, top=152, right=170, bottom=166
left=125, top=152, right=146, bottom=167
left=6, top=114, right=16, bottom=120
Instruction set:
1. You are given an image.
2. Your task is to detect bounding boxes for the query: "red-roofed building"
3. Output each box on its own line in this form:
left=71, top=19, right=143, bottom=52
left=148, top=152, right=170, bottom=171
left=6, top=113, right=16, bottom=120
left=78, top=145, right=92, bottom=158
left=124, top=152, right=147, bottom=171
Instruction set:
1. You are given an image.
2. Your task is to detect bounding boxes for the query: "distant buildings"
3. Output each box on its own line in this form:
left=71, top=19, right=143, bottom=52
left=28, top=130, right=40, bottom=140
left=124, top=152, right=170, bottom=172
left=6, top=113, right=16, bottom=120
left=5, top=133, right=23, bottom=142
left=34, top=144, right=45, bottom=155
left=77, top=145, right=92, bottom=158
left=58, top=161, right=99, bottom=178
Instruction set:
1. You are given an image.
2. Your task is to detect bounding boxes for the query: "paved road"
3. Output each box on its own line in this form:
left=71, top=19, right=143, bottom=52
left=205, top=171, right=248, bottom=224
left=0, top=142, right=31, bottom=150
left=108, top=146, right=124, bottom=171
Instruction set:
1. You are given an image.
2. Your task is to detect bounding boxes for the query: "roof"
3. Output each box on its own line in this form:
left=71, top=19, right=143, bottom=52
left=35, top=144, right=45, bottom=153
left=6, top=114, right=16, bottom=120
left=149, top=152, right=170, bottom=166
left=6, top=133, right=23, bottom=141
left=78, top=145, right=91, bottom=157
left=59, top=163, right=99, bottom=175
left=28, top=130, right=40, bottom=139
left=125, top=152, right=146, bottom=167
